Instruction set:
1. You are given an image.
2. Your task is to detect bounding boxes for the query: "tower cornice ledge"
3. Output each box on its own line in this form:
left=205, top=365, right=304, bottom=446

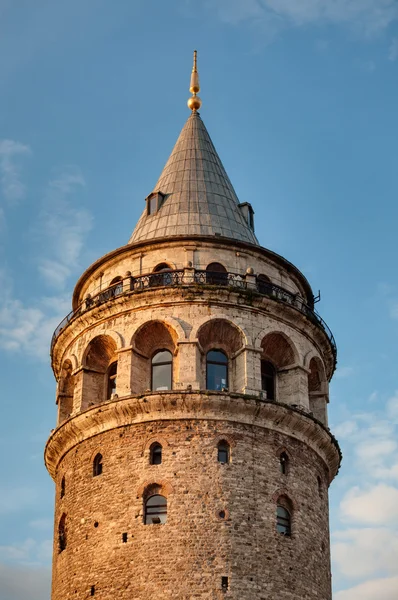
left=72, top=236, right=314, bottom=309
left=45, top=392, right=341, bottom=482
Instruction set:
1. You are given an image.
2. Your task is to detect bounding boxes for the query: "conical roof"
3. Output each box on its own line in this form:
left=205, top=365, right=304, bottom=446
left=129, top=111, right=259, bottom=245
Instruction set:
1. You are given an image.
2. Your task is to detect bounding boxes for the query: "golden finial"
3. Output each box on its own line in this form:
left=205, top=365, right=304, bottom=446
left=187, top=50, right=202, bottom=112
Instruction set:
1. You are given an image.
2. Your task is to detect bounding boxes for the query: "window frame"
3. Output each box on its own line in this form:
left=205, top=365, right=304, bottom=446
left=150, top=443, right=163, bottom=465
left=107, top=361, right=118, bottom=399
left=93, top=453, right=103, bottom=477
left=217, top=440, right=230, bottom=464
left=261, top=359, right=276, bottom=400
left=151, top=349, right=173, bottom=392
left=206, top=349, right=229, bottom=391
left=144, top=494, right=167, bottom=525
left=276, top=505, right=291, bottom=536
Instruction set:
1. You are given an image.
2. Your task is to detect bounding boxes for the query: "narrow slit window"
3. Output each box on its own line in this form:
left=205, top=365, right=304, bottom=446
left=280, top=452, right=289, bottom=475
left=58, top=514, right=67, bottom=552
left=93, top=453, right=103, bottom=477
left=60, top=476, right=65, bottom=499
left=217, top=440, right=230, bottom=464
left=276, top=505, right=291, bottom=536
left=150, top=443, right=162, bottom=465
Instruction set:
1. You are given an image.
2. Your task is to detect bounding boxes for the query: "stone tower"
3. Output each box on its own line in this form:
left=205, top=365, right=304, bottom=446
left=45, top=53, right=340, bottom=600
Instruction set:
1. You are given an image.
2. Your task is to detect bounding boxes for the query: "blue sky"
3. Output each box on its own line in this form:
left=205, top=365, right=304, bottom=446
left=0, top=1, right=398, bottom=598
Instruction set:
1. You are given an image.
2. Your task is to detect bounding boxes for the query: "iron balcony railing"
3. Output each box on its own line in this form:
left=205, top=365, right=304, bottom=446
left=51, top=270, right=337, bottom=362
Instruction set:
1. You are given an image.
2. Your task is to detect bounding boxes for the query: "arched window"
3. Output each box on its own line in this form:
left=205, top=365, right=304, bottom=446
left=206, top=350, right=228, bottom=391
left=60, top=476, right=65, bottom=499
left=261, top=360, right=275, bottom=400
left=151, top=350, right=172, bottom=391
left=279, top=452, right=289, bottom=475
left=93, top=453, right=103, bottom=477
left=150, top=443, right=162, bottom=465
left=145, top=495, right=167, bottom=524
left=109, top=276, right=123, bottom=296
left=257, top=273, right=272, bottom=295
left=217, top=440, right=230, bottom=464
left=107, top=362, right=117, bottom=399
left=58, top=513, right=67, bottom=552
left=152, top=263, right=173, bottom=286
left=206, top=262, right=228, bottom=286
left=276, top=505, right=291, bottom=536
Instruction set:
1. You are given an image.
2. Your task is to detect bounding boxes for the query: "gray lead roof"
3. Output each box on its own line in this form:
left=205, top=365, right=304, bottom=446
left=129, top=111, right=259, bottom=245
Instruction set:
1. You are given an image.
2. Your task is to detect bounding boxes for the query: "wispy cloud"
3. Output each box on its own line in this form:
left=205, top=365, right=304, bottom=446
left=0, top=139, right=30, bottom=204
left=335, top=366, right=354, bottom=379
left=35, top=166, right=93, bottom=290
left=333, top=528, right=398, bottom=578
left=389, top=37, right=398, bottom=61
left=0, top=563, right=51, bottom=600
left=335, top=576, right=398, bottom=600
left=0, top=538, right=51, bottom=566
left=202, top=0, right=398, bottom=38
left=0, top=269, right=70, bottom=360
left=340, top=483, right=398, bottom=525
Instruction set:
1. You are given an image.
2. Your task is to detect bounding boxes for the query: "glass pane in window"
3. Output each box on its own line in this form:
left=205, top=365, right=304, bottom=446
left=152, top=363, right=172, bottom=390
left=207, top=350, right=228, bottom=364
left=218, top=448, right=228, bottom=463
left=145, top=495, right=167, bottom=524
left=152, top=350, right=172, bottom=364
left=207, top=363, right=227, bottom=390
left=149, top=196, right=157, bottom=214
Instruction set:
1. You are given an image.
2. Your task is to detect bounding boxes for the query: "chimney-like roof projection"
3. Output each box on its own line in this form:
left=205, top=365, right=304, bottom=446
left=129, top=52, right=259, bottom=246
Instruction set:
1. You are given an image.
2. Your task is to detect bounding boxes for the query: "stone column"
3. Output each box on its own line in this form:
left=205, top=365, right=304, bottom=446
left=278, top=364, right=310, bottom=410
left=175, top=341, right=201, bottom=390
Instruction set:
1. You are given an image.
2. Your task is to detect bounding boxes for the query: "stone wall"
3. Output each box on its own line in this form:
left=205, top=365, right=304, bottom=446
left=51, top=418, right=332, bottom=600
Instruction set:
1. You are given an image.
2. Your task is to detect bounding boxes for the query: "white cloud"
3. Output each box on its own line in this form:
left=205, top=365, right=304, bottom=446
left=340, top=483, right=398, bottom=525
left=204, top=0, right=398, bottom=37
left=36, top=166, right=92, bottom=290
left=0, top=139, right=30, bottom=204
left=0, top=269, right=71, bottom=360
left=335, top=576, right=398, bottom=600
left=332, top=528, right=398, bottom=578
left=0, top=563, right=51, bottom=600
left=0, top=538, right=51, bottom=565
left=389, top=37, right=398, bottom=61
left=334, top=420, right=358, bottom=438
left=335, top=366, right=354, bottom=379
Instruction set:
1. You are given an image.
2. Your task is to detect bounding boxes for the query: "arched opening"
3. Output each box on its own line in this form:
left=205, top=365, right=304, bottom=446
left=82, top=335, right=118, bottom=408
left=60, top=476, right=65, bottom=499
left=308, top=357, right=328, bottom=425
left=260, top=332, right=297, bottom=403
left=58, top=513, right=67, bottom=552
left=206, top=262, right=228, bottom=286
left=276, top=496, right=293, bottom=536
left=150, top=443, right=162, bottom=465
left=197, top=319, right=245, bottom=392
left=279, top=452, right=289, bottom=475
left=145, top=495, right=167, bottom=524
left=131, top=321, right=178, bottom=394
left=206, top=350, right=228, bottom=390
left=257, top=273, right=272, bottom=295
left=109, top=276, right=123, bottom=296
left=217, top=440, right=230, bottom=464
left=58, top=359, right=74, bottom=424
left=93, top=453, right=103, bottom=477
left=261, top=360, right=276, bottom=400
left=151, top=350, right=173, bottom=391
left=152, top=263, right=173, bottom=286
left=107, top=361, right=117, bottom=399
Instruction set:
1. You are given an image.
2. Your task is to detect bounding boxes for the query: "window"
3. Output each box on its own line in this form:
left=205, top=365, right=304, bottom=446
left=206, top=262, right=228, bottom=286
left=217, top=440, right=230, bottom=464
left=107, top=362, right=117, bottom=399
left=261, top=360, right=275, bottom=400
left=206, top=350, right=228, bottom=391
left=276, top=505, right=291, bottom=536
left=257, top=274, right=272, bottom=295
left=60, top=476, right=65, bottom=499
left=145, top=494, right=167, bottom=524
left=150, top=443, right=162, bottom=465
left=317, top=475, right=323, bottom=498
left=147, top=192, right=164, bottom=215
left=151, top=350, right=172, bottom=391
left=93, top=453, right=103, bottom=477
left=58, top=514, right=67, bottom=552
left=152, top=263, right=173, bottom=286
left=279, top=452, right=288, bottom=475
left=109, top=276, right=123, bottom=296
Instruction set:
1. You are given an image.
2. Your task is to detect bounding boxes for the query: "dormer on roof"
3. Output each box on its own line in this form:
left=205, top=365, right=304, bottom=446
left=146, top=191, right=165, bottom=216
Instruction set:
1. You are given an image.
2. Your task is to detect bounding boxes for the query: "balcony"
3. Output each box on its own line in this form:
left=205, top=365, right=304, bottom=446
left=51, top=269, right=337, bottom=365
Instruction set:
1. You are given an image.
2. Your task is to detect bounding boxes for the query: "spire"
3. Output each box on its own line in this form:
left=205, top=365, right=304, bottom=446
left=187, top=50, right=202, bottom=112
left=129, top=53, right=259, bottom=246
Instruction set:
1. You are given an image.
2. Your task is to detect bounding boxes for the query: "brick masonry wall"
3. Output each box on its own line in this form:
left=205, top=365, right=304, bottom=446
left=52, top=418, right=332, bottom=600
